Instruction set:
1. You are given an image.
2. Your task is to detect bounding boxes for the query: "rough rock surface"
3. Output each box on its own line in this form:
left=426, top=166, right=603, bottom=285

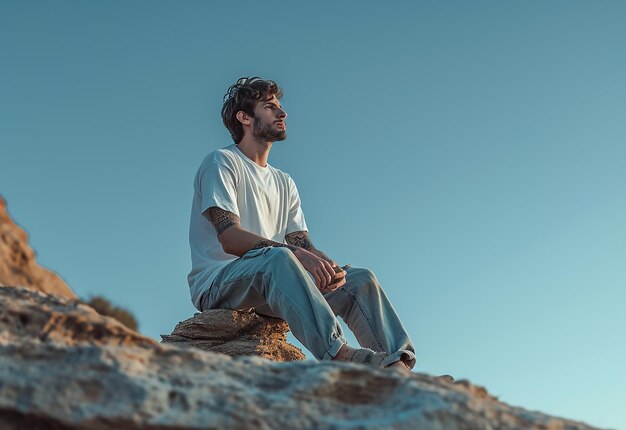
left=0, top=195, right=76, bottom=299
left=161, top=309, right=306, bottom=362
left=0, top=286, right=602, bottom=430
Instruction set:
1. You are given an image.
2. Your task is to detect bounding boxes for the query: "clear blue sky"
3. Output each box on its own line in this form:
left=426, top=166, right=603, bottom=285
left=1, top=1, right=624, bottom=428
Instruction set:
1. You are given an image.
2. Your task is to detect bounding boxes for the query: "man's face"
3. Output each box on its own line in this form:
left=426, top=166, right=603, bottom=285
left=251, top=95, right=287, bottom=142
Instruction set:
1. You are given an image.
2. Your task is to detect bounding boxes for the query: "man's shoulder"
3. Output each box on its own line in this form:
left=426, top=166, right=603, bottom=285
left=198, top=145, right=239, bottom=170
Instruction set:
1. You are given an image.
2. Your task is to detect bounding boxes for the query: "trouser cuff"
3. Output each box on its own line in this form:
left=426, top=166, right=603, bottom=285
left=322, top=335, right=348, bottom=361
left=381, top=349, right=416, bottom=369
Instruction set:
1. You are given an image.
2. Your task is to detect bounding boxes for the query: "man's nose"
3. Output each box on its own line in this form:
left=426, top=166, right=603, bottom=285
left=277, top=108, right=287, bottom=119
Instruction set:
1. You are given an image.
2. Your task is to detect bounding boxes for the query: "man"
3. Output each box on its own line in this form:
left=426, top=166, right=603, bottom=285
left=188, top=77, right=416, bottom=373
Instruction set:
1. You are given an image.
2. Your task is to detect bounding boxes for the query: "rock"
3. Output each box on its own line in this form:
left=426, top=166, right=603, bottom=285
left=0, top=285, right=155, bottom=348
left=0, top=197, right=604, bottom=429
left=0, top=195, right=76, bottom=299
left=161, top=309, right=306, bottom=362
left=0, top=285, right=602, bottom=430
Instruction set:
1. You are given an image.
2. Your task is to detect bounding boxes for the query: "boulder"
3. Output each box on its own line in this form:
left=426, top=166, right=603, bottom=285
left=161, top=309, right=306, bottom=362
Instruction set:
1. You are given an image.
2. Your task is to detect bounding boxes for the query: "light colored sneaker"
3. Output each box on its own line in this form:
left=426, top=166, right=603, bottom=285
left=349, top=348, right=388, bottom=368
left=332, top=344, right=388, bottom=368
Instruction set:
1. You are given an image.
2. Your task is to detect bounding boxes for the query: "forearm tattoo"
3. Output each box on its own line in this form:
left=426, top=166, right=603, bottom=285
left=208, top=207, right=240, bottom=235
left=252, top=239, right=298, bottom=252
left=285, top=231, right=314, bottom=250
left=207, top=208, right=303, bottom=253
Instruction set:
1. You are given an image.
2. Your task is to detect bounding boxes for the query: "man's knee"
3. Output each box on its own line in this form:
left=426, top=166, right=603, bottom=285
left=264, top=247, right=318, bottom=292
left=266, top=246, right=295, bottom=261
left=265, top=247, right=303, bottom=272
left=346, top=268, right=385, bottom=297
left=350, top=267, right=379, bottom=286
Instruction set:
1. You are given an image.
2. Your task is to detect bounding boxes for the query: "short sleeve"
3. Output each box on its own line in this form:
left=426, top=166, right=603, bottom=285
left=286, top=176, right=308, bottom=234
left=198, top=162, right=240, bottom=217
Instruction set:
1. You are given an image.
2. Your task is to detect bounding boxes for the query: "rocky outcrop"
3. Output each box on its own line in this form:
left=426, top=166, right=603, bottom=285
left=161, top=309, right=306, bottom=362
left=0, top=195, right=76, bottom=299
left=0, top=285, right=601, bottom=430
left=0, top=196, right=603, bottom=429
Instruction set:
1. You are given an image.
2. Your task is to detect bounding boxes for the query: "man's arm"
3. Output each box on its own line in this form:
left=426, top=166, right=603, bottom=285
left=205, top=207, right=337, bottom=290
left=206, top=206, right=286, bottom=256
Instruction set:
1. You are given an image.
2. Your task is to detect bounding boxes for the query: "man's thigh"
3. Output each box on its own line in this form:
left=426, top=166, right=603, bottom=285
left=202, top=247, right=305, bottom=318
left=201, top=247, right=273, bottom=311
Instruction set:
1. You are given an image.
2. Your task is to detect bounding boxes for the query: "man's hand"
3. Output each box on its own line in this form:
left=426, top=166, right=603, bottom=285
left=291, top=247, right=343, bottom=291
left=324, top=264, right=347, bottom=292
left=306, top=250, right=347, bottom=292
left=286, top=231, right=348, bottom=292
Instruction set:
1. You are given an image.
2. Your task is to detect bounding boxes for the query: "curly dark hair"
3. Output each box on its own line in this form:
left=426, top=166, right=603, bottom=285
left=221, top=77, right=284, bottom=143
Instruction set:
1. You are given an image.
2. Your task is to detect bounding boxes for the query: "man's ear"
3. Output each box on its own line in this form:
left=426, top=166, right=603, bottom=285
left=236, top=111, right=252, bottom=126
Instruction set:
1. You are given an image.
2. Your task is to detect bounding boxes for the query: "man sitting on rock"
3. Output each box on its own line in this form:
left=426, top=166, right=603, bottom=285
left=187, top=77, right=415, bottom=373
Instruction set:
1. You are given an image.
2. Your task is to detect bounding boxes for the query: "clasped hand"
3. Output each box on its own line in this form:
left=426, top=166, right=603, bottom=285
left=292, top=248, right=347, bottom=292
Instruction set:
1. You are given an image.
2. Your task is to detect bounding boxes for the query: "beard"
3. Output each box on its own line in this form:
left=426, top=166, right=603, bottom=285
left=252, top=117, right=287, bottom=143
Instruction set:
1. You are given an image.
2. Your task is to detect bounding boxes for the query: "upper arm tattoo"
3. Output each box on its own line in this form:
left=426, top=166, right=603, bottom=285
left=285, top=231, right=314, bottom=250
left=207, top=207, right=240, bottom=235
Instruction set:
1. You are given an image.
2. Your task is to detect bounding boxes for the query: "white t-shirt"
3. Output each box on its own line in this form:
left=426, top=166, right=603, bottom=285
left=187, top=144, right=308, bottom=310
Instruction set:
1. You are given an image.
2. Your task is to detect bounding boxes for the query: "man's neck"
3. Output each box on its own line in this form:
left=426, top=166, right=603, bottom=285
left=236, top=137, right=272, bottom=167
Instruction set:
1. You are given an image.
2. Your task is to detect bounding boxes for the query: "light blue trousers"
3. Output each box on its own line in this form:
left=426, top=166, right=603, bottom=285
left=199, top=246, right=416, bottom=368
